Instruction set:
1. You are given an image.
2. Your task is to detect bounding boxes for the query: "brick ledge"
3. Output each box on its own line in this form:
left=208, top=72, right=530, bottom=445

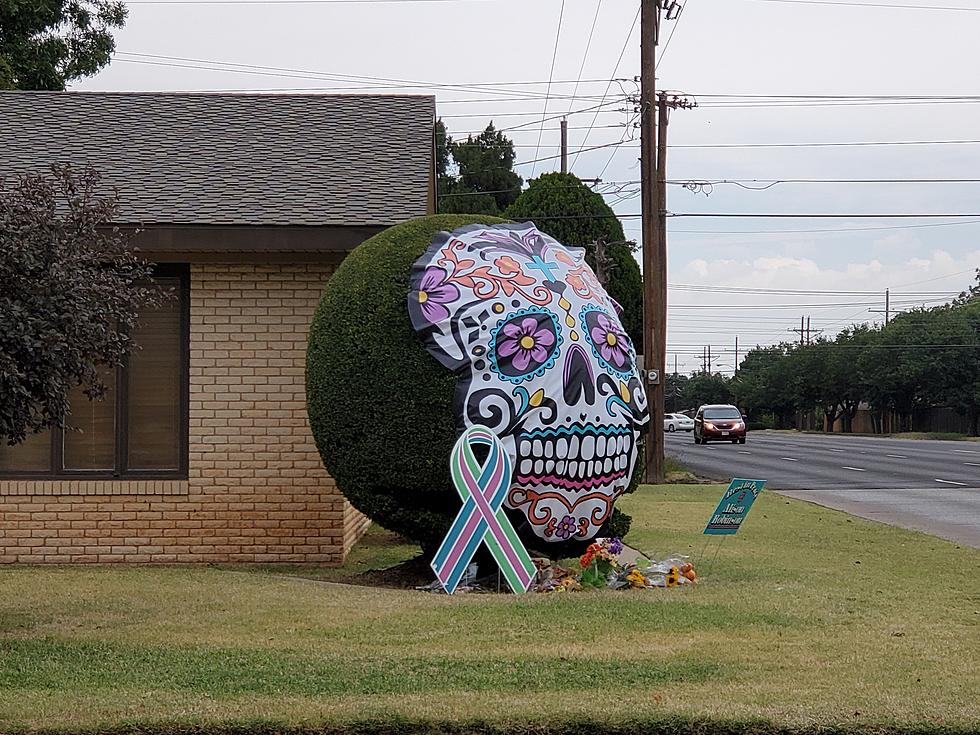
left=0, top=480, right=189, bottom=496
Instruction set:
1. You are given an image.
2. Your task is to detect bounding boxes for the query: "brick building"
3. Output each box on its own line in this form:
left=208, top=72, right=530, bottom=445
left=0, top=92, right=435, bottom=564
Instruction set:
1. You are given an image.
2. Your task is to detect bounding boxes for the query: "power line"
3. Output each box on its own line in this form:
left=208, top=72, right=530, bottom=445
left=657, top=0, right=689, bottom=63
left=669, top=212, right=980, bottom=218
left=115, top=52, right=617, bottom=99
left=531, top=0, right=567, bottom=179
left=671, top=177, right=980, bottom=188
left=572, top=3, right=641, bottom=172
left=668, top=284, right=958, bottom=295
left=741, top=0, right=980, bottom=11
left=515, top=139, right=631, bottom=167
left=568, top=0, right=603, bottom=115
left=669, top=138, right=980, bottom=148
left=125, top=0, right=493, bottom=3
left=668, top=219, right=980, bottom=234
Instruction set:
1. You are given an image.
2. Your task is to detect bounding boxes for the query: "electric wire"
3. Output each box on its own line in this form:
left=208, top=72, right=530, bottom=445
left=568, top=0, right=603, bottom=115
left=571, top=2, right=640, bottom=172
left=530, top=0, right=566, bottom=179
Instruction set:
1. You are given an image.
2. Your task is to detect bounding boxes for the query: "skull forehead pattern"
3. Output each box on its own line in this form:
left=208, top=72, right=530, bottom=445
left=408, top=223, right=650, bottom=543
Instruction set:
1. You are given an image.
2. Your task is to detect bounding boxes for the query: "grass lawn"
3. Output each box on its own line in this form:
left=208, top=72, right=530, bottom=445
left=1, top=486, right=978, bottom=734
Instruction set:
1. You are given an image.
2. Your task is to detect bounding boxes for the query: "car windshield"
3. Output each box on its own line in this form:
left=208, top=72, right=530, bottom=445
left=704, top=407, right=741, bottom=420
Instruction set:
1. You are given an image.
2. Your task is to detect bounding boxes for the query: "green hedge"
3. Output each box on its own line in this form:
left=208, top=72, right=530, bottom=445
left=307, top=214, right=634, bottom=555
left=306, top=215, right=507, bottom=553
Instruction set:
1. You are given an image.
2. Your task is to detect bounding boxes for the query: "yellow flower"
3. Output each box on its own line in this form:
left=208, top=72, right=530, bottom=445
left=626, top=569, right=647, bottom=588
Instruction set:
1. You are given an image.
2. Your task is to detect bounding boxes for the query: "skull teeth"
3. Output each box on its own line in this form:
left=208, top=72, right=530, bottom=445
left=515, top=424, right=634, bottom=490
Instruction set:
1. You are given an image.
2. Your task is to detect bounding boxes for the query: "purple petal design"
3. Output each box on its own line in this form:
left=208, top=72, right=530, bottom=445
left=534, top=329, right=555, bottom=348
left=425, top=282, right=459, bottom=304
left=502, top=323, right=524, bottom=338
left=512, top=350, right=532, bottom=371
left=590, top=325, right=607, bottom=346
left=421, top=300, right=450, bottom=324
left=497, top=338, right=520, bottom=357
left=420, top=267, right=447, bottom=291
left=529, top=345, right=549, bottom=363
left=520, top=317, right=539, bottom=335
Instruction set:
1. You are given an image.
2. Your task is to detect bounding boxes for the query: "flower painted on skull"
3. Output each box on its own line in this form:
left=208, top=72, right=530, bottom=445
left=581, top=305, right=634, bottom=380
left=408, top=223, right=649, bottom=544
left=499, top=317, right=555, bottom=371
left=495, top=255, right=522, bottom=276
left=590, top=312, right=630, bottom=370
left=409, top=267, right=459, bottom=325
left=554, top=515, right=578, bottom=540
left=488, top=308, right=563, bottom=383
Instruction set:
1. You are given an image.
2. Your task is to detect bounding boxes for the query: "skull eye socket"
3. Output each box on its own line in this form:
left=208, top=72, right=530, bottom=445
left=488, top=307, right=563, bottom=383
left=581, top=306, right=635, bottom=377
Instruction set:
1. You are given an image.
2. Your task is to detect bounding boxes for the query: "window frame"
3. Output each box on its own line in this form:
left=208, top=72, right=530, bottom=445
left=0, top=264, right=190, bottom=481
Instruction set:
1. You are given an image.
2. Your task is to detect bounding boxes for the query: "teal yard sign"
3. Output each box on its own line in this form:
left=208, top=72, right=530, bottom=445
left=703, top=478, right=766, bottom=535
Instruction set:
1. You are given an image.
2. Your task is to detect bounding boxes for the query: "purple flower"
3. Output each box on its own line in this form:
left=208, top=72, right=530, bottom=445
left=414, top=267, right=459, bottom=324
left=497, top=317, right=556, bottom=372
left=590, top=313, right=629, bottom=369
left=555, top=515, right=577, bottom=539
left=607, top=537, right=623, bottom=555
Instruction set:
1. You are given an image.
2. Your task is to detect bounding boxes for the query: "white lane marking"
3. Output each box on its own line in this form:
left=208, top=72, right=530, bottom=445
left=828, top=448, right=845, bottom=453
left=885, top=454, right=907, bottom=459
left=780, top=457, right=799, bottom=462
left=842, top=466, right=866, bottom=472
left=936, top=478, right=967, bottom=486
left=738, top=450, right=751, bottom=455
left=952, top=449, right=979, bottom=454
left=964, top=462, right=980, bottom=467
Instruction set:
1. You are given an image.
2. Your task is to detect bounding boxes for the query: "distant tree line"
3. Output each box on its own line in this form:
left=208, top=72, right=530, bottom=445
left=666, top=271, right=980, bottom=436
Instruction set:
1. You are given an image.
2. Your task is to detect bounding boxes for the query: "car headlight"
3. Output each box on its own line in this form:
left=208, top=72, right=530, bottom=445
left=703, top=421, right=715, bottom=430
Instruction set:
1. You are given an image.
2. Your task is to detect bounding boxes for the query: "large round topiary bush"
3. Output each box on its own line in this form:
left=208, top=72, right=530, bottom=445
left=307, top=215, right=507, bottom=553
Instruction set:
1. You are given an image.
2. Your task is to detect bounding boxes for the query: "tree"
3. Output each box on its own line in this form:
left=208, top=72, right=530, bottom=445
left=437, top=122, right=523, bottom=216
left=505, top=172, right=643, bottom=351
left=665, top=372, right=689, bottom=413
left=1, top=165, right=165, bottom=445
left=0, top=1, right=126, bottom=90
left=681, top=372, right=732, bottom=409
left=830, top=325, right=879, bottom=432
left=731, top=344, right=797, bottom=428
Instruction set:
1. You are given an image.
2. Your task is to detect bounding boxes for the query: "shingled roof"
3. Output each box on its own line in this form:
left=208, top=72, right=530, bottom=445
left=0, top=91, right=434, bottom=227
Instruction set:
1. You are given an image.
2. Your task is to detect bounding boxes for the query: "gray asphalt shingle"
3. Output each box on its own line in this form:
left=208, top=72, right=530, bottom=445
left=0, top=91, right=434, bottom=226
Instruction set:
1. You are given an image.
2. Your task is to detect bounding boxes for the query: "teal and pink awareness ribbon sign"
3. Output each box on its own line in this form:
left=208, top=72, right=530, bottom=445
left=431, top=425, right=537, bottom=594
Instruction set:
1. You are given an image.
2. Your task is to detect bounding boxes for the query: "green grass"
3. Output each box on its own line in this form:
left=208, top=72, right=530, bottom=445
left=771, top=429, right=980, bottom=441
left=0, top=486, right=978, bottom=734
left=889, top=431, right=980, bottom=441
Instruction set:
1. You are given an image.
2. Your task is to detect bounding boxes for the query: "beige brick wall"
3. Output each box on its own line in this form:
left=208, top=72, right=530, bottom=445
left=0, top=262, right=370, bottom=564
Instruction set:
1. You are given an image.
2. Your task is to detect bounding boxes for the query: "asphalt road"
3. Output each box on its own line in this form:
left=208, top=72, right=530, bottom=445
left=664, top=430, right=980, bottom=548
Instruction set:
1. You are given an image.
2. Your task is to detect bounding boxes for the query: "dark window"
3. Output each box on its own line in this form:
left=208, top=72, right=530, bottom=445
left=0, top=265, right=189, bottom=480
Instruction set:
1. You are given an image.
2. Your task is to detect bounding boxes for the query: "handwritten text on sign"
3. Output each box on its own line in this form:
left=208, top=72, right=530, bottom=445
left=703, top=478, right=766, bottom=535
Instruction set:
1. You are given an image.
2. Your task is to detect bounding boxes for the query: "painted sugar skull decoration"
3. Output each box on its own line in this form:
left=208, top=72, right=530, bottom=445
left=408, top=223, right=649, bottom=544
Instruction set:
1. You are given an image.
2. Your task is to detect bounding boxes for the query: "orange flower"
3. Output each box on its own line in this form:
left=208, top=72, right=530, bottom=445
left=494, top=256, right=521, bottom=276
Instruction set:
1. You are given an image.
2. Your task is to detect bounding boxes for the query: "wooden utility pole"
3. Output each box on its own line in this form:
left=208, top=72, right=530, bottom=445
left=640, top=0, right=663, bottom=484
left=560, top=118, right=568, bottom=173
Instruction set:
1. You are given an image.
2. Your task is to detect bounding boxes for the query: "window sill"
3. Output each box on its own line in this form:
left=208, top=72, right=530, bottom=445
left=0, top=479, right=189, bottom=497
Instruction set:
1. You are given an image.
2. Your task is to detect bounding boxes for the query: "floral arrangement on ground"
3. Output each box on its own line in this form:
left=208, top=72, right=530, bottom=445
left=534, top=537, right=698, bottom=592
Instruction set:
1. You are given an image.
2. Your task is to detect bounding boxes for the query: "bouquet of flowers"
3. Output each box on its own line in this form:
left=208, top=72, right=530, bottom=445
left=535, top=538, right=697, bottom=592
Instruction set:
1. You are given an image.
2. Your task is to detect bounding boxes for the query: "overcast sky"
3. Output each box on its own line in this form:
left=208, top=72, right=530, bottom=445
left=79, top=0, right=980, bottom=374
